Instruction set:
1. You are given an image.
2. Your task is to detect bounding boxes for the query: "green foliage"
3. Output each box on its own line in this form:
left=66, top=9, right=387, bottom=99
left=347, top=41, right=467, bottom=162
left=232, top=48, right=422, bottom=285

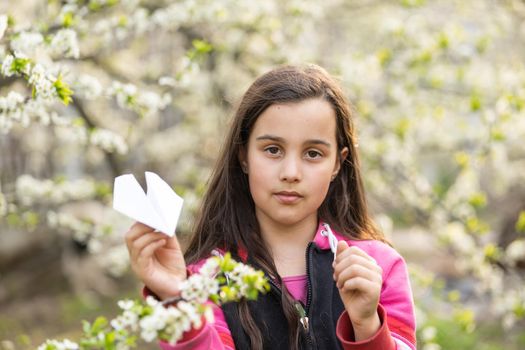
left=187, top=39, right=213, bottom=62
left=470, top=91, right=482, bottom=111
left=516, top=211, right=525, bottom=233
left=54, top=75, right=74, bottom=105
left=421, top=316, right=522, bottom=350
left=400, top=0, right=426, bottom=7
left=468, top=192, right=487, bottom=209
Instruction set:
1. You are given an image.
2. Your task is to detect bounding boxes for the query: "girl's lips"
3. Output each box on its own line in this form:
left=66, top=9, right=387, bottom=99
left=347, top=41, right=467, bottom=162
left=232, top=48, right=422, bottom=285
left=274, top=192, right=303, bottom=204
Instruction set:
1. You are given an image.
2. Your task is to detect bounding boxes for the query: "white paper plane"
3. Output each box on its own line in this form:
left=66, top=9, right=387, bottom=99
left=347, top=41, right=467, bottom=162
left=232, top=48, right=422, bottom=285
left=113, top=172, right=184, bottom=237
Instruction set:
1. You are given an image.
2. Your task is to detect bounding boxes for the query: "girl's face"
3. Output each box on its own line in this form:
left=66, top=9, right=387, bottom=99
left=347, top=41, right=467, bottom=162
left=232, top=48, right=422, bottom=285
left=241, top=98, right=347, bottom=230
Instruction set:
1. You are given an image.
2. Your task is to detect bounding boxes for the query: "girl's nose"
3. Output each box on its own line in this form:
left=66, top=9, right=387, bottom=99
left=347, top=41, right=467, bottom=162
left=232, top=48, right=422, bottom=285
left=279, top=156, right=302, bottom=182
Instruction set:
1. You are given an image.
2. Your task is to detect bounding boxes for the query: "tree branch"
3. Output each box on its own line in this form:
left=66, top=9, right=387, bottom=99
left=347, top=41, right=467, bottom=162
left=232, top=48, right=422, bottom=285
left=71, top=96, right=122, bottom=177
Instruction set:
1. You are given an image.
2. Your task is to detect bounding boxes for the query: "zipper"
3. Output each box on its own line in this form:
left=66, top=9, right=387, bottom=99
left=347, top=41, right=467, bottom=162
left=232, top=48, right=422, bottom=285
left=303, top=241, right=314, bottom=348
left=267, top=242, right=315, bottom=348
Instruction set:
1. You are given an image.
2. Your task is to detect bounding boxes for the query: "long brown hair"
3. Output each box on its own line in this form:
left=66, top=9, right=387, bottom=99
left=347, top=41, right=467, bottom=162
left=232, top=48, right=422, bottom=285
left=184, top=64, right=386, bottom=350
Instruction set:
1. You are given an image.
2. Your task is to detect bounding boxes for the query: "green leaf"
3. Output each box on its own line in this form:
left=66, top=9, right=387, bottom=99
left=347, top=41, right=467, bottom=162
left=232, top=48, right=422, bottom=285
left=468, top=192, right=487, bottom=209
left=447, top=290, right=461, bottom=302
left=187, top=39, right=213, bottom=61
left=476, top=36, right=490, bottom=54
left=465, top=217, right=489, bottom=235
left=483, top=243, right=500, bottom=262
left=516, top=211, right=525, bottom=233
left=104, top=331, right=116, bottom=350
left=62, top=12, right=74, bottom=28
left=118, top=15, right=128, bottom=27
left=11, top=57, right=31, bottom=75
left=514, top=303, right=525, bottom=318
left=490, top=128, right=505, bottom=141
left=376, top=48, right=392, bottom=67
left=82, top=319, right=91, bottom=334
left=437, top=32, right=449, bottom=49
left=470, top=91, right=482, bottom=111
left=53, top=74, right=74, bottom=105
left=393, top=117, right=410, bottom=140
left=453, top=308, right=476, bottom=333
left=454, top=151, right=469, bottom=168
left=400, top=0, right=426, bottom=7
left=192, top=39, right=213, bottom=54
left=91, top=316, right=108, bottom=333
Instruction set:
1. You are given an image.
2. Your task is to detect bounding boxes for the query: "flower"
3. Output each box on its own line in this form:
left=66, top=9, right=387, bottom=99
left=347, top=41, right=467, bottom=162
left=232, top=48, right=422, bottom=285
left=38, top=255, right=268, bottom=347
left=37, top=339, right=79, bottom=350
left=0, top=15, right=8, bottom=40
left=28, top=64, right=57, bottom=100
left=89, top=128, right=128, bottom=154
left=1, top=54, right=14, bottom=77
left=50, top=29, right=80, bottom=59
left=505, top=239, right=525, bottom=266
left=10, top=31, right=44, bottom=56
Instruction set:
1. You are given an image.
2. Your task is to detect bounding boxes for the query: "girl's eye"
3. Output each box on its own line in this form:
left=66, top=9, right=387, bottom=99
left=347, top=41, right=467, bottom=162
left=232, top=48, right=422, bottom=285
left=265, top=146, right=281, bottom=155
left=306, top=150, right=322, bottom=159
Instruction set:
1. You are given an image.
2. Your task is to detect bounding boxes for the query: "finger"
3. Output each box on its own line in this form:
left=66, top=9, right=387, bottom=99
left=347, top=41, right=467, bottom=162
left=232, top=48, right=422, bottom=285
left=138, top=238, right=167, bottom=265
left=341, top=276, right=380, bottom=294
left=129, top=231, right=166, bottom=260
left=335, top=264, right=382, bottom=289
left=125, top=221, right=155, bottom=243
left=333, top=254, right=382, bottom=280
left=335, top=245, right=377, bottom=265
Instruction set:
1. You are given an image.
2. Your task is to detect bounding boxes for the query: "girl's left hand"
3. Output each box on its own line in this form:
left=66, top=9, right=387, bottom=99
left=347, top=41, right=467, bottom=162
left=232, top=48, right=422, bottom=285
left=332, top=240, right=382, bottom=341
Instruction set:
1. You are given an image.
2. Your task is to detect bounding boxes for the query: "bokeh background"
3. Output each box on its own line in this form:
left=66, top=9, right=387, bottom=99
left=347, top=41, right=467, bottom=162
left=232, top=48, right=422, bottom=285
left=1, top=0, right=524, bottom=349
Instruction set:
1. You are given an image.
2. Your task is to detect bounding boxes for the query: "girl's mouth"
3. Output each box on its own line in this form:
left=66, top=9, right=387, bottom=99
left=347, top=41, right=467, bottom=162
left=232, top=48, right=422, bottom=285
left=274, top=191, right=303, bottom=204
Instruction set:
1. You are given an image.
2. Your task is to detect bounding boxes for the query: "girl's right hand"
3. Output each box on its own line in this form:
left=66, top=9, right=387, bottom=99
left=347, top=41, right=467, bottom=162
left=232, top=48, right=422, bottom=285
left=125, top=222, right=187, bottom=300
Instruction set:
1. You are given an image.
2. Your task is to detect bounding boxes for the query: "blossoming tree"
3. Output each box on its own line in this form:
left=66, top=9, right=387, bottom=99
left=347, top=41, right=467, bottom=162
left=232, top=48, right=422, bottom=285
left=1, top=0, right=524, bottom=348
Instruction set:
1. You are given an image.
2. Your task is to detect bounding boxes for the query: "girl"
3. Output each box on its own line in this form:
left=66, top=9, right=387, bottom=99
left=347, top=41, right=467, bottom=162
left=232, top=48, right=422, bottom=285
left=125, top=64, right=416, bottom=350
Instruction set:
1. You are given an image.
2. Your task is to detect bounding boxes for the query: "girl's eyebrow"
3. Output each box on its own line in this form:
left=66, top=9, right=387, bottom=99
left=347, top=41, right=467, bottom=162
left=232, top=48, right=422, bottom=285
left=255, top=134, right=332, bottom=147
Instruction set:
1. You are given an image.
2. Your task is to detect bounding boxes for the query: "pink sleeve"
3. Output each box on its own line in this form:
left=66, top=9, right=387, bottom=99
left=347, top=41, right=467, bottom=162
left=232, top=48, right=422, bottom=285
left=158, top=303, right=235, bottom=350
left=336, top=304, right=395, bottom=350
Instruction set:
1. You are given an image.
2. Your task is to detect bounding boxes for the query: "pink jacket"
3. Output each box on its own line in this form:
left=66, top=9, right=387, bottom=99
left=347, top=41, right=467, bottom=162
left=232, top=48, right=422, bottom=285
left=152, top=223, right=416, bottom=350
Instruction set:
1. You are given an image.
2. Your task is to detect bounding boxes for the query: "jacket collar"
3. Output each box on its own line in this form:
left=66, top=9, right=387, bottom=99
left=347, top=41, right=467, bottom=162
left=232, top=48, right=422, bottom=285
left=313, top=220, right=346, bottom=250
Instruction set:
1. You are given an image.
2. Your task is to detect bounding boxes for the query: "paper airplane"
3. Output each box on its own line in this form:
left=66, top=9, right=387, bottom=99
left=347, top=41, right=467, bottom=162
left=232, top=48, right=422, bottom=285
left=113, top=172, right=183, bottom=237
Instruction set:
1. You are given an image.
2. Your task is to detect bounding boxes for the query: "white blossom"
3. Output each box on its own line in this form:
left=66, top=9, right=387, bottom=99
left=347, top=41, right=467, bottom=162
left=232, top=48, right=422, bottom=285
left=50, top=29, right=80, bottom=59
left=180, top=273, right=219, bottom=303
left=74, top=74, right=103, bottom=99
left=199, top=257, right=220, bottom=277
left=46, top=211, right=92, bottom=241
left=37, top=339, right=79, bottom=350
left=158, top=76, right=177, bottom=87
left=28, top=64, right=57, bottom=100
left=0, top=15, right=7, bottom=40
left=89, top=128, right=128, bottom=154
left=505, top=239, right=525, bottom=266
left=16, top=175, right=96, bottom=205
left=10, top=31, right=44, bottom=56
left=1, top=54, right=14, bottom=77
left=99, top=245, right=130, bottom=277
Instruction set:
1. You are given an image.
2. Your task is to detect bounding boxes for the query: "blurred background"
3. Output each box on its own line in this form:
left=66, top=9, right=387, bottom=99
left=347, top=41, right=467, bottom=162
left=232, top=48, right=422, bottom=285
left=1, top=0, right=524, bottom=349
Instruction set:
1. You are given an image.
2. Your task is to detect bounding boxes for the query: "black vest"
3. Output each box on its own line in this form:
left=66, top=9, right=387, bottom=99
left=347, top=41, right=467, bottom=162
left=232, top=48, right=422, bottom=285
left=222, top=242, right=345, bottom=349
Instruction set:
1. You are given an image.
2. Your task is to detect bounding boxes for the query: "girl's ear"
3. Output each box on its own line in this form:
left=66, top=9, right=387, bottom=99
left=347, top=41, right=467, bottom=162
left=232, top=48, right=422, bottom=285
left=238, top=147, right=248, bottom=174
left=332, top=147, right=349, bottom=180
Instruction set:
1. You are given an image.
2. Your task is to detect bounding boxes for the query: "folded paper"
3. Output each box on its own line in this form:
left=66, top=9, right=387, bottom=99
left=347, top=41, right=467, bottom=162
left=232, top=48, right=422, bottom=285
left=113, top=172, right=183, bottom=237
